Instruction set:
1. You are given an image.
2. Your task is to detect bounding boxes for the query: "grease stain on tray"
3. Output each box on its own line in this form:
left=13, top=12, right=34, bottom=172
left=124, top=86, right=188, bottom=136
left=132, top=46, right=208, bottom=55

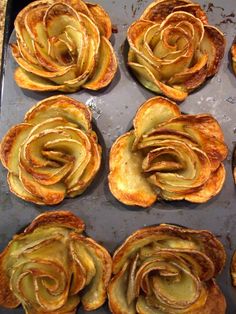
left=203, top=2, right=236, bottom=27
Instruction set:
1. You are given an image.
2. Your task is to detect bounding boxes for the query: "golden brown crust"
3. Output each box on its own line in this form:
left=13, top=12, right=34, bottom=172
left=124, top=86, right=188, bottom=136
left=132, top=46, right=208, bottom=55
left=83, top=36, right=118, bottom=90
left=0, top=123, right=31, bottom=170
left=232, top=43, right=236, bottom=75
left=0, top=211, right=112, bottom=313
left=140, top=0, right=193, bottom=22
left=109, top=224, right=226, bottom=314
left=24, top=95, right=92, bottom=128
left=185, top=163, right=225, bottom=203
left=0, top=95, right=101, bottom=205
left=203, top=25, right=226, bottom=77
left=108, top=96, right=227, bottom=207
left=233, top=146, right=236, bottom=184
left=190, top=280, right=226, bottom=314
left=108, top=132, right=157, bottom=207
left=86, top=2, right=112, bottom=38
left=12, top=0, right=117, bottom=92
left=127, top=0, right=225, bottom=100
left=0, top=254, right=20, bottom=308
left=112, top=224, right=226, bottom=276
left=231, top=251, right=236, bottom=286
left=24, top=211, right=85, bottom=234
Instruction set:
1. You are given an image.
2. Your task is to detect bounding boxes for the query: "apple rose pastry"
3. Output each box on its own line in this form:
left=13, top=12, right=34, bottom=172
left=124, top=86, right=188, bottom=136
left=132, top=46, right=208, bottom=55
left=0, top=95, right=101, bottom=205
left=127, top=0, right=225, bottom=101
left=108, top=224, right=226, bottom=314
left=0, top=211, right=112, bottom=314
left=11, top=0, right=117, bottom=92
left=109, top=96, right=228, bottom=207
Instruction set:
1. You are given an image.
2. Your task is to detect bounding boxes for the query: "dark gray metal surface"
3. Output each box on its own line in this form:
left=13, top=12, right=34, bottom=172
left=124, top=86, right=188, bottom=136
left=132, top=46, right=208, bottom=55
left=0, top=0, right=236, bottom=313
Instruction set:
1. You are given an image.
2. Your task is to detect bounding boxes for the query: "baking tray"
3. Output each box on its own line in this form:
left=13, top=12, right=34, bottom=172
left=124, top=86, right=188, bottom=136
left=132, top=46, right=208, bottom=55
left=0, top=0, right=236, bottom=313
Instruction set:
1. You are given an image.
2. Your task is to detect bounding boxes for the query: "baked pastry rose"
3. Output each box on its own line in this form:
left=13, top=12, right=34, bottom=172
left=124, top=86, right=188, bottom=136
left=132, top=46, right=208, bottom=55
left=0, top=95, right=101, bottom=205
left=127, top=0, right=225, bottom=101
left=11, top=0, right=117, bottom=92
left=108, top=96, right=228, bottom=207
left=0, top=211, right=112, bottom=314
left=108, top=224, right=226, bottom=314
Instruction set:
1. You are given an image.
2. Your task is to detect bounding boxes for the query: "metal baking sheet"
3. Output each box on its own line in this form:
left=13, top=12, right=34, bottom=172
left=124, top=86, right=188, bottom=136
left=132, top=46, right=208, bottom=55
left=0, top=0, right=236, bottom=313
